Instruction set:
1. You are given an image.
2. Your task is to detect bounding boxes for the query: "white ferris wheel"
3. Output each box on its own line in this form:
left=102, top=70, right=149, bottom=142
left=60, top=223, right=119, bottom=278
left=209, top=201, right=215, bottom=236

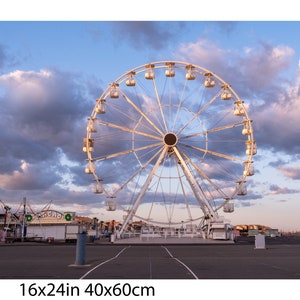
left=83, top=61, right=256, bottom=236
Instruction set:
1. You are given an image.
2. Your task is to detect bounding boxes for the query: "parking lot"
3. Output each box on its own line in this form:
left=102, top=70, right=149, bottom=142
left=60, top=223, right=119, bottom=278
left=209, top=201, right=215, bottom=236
left=0, top=236, right=300, bottom=279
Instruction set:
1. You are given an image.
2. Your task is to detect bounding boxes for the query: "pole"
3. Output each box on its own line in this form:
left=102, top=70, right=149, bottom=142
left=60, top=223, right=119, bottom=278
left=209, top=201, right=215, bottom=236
left=22, top=197, right=26, bottom=242
left=75, top=231, right=87, bottom=265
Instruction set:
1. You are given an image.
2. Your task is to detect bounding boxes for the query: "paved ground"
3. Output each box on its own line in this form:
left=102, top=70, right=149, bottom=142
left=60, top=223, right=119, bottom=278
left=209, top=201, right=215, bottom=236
left=0, top=236, right=300, bottom=279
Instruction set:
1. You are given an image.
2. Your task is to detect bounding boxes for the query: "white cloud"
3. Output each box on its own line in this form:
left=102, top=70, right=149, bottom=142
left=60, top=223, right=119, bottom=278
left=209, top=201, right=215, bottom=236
left=253, top=69, right=300, bottom=154
left=279, top=165, right=300, bottom=180
left=0, top=70, right=50, bottom=113
left=269, top=183, right=299, bottom=194
left=0, top=68, right=92, bottom=196
left=175, top=38, right=227, bottom=71
left=0, top=159, right=61, bottom=190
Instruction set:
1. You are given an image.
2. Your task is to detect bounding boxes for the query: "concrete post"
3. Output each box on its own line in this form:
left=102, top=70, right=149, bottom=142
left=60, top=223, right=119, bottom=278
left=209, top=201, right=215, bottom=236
left=75, top=232, right=87, bottom=265
left=255, top=234, right=266, bottom=249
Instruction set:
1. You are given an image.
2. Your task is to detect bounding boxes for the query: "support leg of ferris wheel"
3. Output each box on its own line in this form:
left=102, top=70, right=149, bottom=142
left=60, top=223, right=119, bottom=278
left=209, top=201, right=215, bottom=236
left=172, top=146, right=220, bottom=238
left=119, top=147, right=168, bottom=237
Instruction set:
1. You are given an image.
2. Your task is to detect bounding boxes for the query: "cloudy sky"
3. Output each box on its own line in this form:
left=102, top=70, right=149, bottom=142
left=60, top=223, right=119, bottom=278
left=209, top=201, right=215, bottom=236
left=0, top=17, right=300, bottom=230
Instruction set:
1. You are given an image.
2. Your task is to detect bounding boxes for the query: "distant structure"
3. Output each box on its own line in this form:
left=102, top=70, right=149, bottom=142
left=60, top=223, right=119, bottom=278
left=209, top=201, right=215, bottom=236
left=234, top=224, right=281, bottom=237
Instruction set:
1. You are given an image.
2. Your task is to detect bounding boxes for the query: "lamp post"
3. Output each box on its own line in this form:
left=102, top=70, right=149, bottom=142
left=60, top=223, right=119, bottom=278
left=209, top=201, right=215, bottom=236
left=0, top=200, right=11, bottom=229
left=21, top=197, right=27, bottom=242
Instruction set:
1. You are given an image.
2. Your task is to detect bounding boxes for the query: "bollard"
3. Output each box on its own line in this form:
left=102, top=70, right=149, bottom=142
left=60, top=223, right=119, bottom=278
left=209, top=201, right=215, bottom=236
left=75, top=232, right=87, bottom=265
left=255, top=234, right=266, bottom=249
left=110, top=233, right=115, bottom=243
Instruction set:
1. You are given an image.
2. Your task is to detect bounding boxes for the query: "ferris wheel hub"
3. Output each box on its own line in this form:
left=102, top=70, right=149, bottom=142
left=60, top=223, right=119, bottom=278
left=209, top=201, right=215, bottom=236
left=163, top=132, right=178, bottom=146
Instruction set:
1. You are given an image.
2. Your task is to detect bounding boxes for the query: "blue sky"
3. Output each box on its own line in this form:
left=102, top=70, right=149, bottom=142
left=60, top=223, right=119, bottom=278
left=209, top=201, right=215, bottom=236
left=1, top=18, right=300, bottom=230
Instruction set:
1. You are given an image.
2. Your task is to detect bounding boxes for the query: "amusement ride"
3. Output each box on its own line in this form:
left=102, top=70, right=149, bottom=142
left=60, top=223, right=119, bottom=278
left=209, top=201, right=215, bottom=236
left=83, top=61, right=256, bottom=240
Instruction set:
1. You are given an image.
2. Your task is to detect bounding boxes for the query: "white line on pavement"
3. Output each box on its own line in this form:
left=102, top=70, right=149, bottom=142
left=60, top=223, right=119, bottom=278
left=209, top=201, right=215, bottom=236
left=80, top=246, right=131, bottom=279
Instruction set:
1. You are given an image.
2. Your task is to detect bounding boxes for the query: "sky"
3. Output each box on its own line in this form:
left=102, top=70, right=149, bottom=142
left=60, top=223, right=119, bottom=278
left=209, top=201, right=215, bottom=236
left=0, top=15, right=300, bottom=231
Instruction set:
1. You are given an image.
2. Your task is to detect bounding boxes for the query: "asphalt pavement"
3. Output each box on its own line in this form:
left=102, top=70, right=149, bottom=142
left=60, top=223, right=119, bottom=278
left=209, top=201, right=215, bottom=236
left=1, top=236, right=300, bottom=279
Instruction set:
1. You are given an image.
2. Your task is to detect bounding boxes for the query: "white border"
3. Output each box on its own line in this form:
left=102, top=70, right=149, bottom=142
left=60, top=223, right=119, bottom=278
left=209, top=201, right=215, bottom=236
left=0, top=0, right=299, bottom=21
left=1, top=279, right=299, bottom=299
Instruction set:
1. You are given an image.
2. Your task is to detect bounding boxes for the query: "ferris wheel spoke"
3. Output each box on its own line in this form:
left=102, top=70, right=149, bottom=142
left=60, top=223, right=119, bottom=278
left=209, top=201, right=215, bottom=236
left=175, top=161, right=194, bottom=221
left=180, top=121, right=245, bottom=140
left=110, top=145, right=166, bottom=198
left=180, top=150, right=229, bottom=200
left=121, top=91, right=164, bottom=137
left=176, top=89, right=222, bottom=136
left=172, top=146, right=217, bottom=219
left=171, top=80, right=188, bottom=133
left=152, top=78, right=168, bottom=132
left=151, top=158, right=173, bottom=223
left=97, top=120, right=162, bottom=141
left=120, top=147, right=168, bottom=235
left=181, top=143, right=243, bottom=162
left=92, top=142, right=163, bottom=162
left=108, top=102, right=161, bottom=137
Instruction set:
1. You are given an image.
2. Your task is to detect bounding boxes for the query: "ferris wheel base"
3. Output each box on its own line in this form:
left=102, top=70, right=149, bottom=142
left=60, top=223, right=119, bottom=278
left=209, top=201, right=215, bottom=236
left=111, top=235, right=235, bottom=244
left=112, top=222, right=235, bottom=244
left=207, top=222, right=234, bottom=240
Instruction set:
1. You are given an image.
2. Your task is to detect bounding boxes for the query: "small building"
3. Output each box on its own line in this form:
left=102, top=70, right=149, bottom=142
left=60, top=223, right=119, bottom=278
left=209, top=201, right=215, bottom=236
left=234, top=224, right=281, bottom=237
left=264, top=229, right=281, bottom=237
left=248, top=229, right=259, bottom=237
left=24, top=210, right=79, bottom=242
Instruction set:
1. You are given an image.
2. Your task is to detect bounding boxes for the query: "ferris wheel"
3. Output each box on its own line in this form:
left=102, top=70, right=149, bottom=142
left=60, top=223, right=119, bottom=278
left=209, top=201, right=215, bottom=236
left=83, top=61, right=256, bottom=236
